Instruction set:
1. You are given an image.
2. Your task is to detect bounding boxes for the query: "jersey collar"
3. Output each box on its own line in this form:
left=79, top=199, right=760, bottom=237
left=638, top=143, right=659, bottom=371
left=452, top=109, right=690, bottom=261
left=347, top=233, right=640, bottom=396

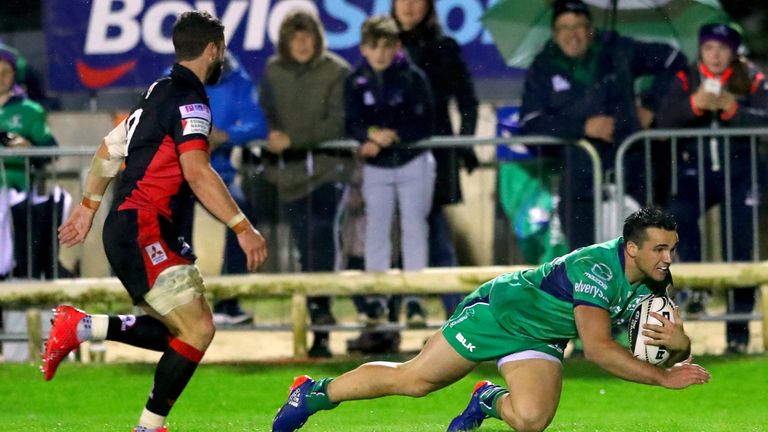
left=171, top=63, right=209, bottom=101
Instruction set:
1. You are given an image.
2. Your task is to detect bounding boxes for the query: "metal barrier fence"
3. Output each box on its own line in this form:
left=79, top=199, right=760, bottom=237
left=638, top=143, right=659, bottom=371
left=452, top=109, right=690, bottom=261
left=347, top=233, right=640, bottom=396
left=3, top=132, right=767, bottom=359
left=0, top=136, right=601, bottom=278
left=615, top=127, right=768, bottom=261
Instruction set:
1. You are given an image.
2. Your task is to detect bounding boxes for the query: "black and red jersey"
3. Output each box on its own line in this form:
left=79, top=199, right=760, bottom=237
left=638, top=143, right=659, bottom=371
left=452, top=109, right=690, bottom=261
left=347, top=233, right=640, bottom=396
left=113, top=64, right=211, bottom=220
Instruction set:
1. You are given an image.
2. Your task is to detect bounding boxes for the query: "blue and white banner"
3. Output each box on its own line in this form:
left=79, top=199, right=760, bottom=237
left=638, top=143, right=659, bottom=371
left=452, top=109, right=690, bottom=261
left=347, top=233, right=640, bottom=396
left=44, top=0, right=521, bottom=92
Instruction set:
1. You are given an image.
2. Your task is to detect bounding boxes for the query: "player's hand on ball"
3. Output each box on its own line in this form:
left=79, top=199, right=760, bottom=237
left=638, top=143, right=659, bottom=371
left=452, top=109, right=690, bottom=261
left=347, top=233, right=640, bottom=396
left=661, top=361, right=711, bottom=389
left=643, top=306, right=690, bottom=352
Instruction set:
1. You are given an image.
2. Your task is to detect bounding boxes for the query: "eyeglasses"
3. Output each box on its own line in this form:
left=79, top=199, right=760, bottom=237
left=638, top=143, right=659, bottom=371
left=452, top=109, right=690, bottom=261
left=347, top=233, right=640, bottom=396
left=554, top=22, right=591, bottom=33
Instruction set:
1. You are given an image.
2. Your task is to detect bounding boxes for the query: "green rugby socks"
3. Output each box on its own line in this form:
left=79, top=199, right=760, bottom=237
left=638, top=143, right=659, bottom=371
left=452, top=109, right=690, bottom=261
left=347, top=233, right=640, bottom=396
left=478, top=384, right=509, bottom=420
left=306, top=378, right=339, bottom=413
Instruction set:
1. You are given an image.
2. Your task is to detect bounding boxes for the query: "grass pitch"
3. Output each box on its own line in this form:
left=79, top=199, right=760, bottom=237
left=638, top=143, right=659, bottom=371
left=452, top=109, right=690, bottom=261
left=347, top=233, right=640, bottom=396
left=2, top=355, right=766, bottom=431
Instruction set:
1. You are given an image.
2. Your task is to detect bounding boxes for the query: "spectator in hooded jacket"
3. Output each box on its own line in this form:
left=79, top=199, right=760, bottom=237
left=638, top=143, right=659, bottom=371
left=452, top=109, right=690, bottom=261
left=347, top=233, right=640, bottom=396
left=391, top=0, right=480, bottom=321
left=657, top=23, right=768, bottom=354
left=520, top=0, right=687, bottom=250
left=259, top=10, right=352, bottom=358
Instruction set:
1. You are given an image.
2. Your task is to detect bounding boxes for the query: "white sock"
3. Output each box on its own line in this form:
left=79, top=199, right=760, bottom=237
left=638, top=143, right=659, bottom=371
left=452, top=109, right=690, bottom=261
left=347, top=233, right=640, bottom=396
left=138, top=408, right=166, bottom=430
left=90, top=314, right=109, bottom=340
left=76, top=314, right=109, bottom=341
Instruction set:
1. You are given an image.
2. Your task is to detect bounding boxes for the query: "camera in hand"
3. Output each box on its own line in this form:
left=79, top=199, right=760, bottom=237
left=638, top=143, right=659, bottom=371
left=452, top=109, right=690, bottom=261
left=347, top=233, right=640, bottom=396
left=0, top=131, right=18, bottom=146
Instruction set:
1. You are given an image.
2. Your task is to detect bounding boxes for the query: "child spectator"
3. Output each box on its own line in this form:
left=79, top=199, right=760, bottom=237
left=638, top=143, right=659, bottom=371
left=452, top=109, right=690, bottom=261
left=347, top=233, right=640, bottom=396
left=345, top=15, right=435, bottom=341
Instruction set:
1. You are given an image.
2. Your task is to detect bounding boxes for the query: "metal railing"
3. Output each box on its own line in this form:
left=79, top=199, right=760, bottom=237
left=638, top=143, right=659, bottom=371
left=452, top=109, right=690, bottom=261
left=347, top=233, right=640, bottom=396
left=1, top=135, right=601, bottom=278
left=615, top=127, right=768, bottom=262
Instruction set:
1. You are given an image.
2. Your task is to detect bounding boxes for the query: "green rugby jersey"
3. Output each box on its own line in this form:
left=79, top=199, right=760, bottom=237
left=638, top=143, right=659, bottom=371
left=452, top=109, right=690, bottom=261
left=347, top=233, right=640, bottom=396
left=488, top=237, right=670, bottom=342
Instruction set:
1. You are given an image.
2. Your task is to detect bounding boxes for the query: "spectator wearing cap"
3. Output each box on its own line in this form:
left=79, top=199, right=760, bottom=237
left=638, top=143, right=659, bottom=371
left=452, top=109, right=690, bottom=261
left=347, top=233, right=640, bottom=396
left=519, top=0, right=688, bottom=249
left=0, top=47, right=58, bottom=278
left=657, top=23, right=768, bottom=353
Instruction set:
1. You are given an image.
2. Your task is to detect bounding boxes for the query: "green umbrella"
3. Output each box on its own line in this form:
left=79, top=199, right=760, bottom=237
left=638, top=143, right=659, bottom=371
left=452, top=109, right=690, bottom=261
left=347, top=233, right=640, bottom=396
left=481, top=0, right=731, bottom=68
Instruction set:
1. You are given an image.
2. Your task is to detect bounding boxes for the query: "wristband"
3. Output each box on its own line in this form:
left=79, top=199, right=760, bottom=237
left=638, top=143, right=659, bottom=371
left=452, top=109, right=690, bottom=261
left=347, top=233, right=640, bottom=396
left=227, top=212, right=250, bottom=234
left=81, top=194, right=101, bottom=210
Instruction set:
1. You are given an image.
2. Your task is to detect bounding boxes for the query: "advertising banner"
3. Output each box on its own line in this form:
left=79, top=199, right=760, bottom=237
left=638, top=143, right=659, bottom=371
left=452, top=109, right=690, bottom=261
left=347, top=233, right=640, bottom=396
left=44, top=0, right=522, bottom=92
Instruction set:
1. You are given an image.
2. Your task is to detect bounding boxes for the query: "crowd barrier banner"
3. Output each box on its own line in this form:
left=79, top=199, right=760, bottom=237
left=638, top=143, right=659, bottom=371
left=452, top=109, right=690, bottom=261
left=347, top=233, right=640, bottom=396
left=44, top=0, right=522, bottom=92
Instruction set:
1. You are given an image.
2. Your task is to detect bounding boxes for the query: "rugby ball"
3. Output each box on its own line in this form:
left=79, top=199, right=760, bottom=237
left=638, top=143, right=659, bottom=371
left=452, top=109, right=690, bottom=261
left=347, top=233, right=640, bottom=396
left=627, top=295, right=676, bottom=365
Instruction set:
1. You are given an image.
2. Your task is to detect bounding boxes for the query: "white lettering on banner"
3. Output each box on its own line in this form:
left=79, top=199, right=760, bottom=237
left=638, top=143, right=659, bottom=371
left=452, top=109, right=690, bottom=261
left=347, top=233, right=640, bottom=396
left=244, top=0, right=270, bottom=50
left=85, top=0, right=143, bottom=54
left=142, top=1, right=194, bottom=53
left=82, top=0, right=498, bottom=55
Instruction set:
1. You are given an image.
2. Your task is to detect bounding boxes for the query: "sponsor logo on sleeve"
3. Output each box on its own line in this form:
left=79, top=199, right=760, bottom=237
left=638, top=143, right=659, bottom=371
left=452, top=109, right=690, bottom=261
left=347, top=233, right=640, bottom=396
left=575, top=280, right=608, bottom=302
left=178, top=103, right=211, bottom=122
left=181, top=118, right=211, bottom=136
left=145, top=242, right=168, bottom=265
left=591, top=263, right=613, bottom=281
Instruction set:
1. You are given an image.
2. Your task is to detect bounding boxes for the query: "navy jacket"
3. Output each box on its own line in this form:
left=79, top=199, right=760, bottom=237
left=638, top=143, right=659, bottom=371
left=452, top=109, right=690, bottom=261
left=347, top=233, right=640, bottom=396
left=520, top=31, right=687, bottom=167
left=345, top=52, right=434, bottom=168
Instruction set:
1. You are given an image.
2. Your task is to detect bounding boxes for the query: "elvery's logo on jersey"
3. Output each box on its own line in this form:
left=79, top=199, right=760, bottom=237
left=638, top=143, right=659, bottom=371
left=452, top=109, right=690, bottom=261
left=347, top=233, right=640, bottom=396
left=179, top=103, right=211, bottom=136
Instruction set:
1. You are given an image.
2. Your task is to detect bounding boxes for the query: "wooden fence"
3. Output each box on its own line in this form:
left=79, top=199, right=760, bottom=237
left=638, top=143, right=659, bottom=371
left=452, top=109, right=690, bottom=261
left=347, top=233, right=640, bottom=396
left=1, top=263, right=767, bottom=358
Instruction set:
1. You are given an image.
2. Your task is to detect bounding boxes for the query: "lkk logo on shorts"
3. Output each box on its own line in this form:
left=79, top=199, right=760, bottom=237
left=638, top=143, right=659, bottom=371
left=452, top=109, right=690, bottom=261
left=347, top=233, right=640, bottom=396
left=145, top=242, right=168, bottom=265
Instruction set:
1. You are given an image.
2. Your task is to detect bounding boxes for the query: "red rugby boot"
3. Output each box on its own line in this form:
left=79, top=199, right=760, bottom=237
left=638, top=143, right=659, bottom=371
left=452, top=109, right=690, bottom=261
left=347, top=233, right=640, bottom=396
left=41, top=305, right=86, bottom=381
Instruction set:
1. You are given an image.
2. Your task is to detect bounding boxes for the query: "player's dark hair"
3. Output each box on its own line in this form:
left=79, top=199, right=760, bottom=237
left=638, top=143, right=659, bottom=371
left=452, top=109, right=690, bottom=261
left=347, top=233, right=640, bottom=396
left=361, top=15, right=400, bottom=47
left=277, top=10, right=326, bottom=63
left=172, top=11, right=225, bottom=61
left=623, top=207, right=677, bottom=246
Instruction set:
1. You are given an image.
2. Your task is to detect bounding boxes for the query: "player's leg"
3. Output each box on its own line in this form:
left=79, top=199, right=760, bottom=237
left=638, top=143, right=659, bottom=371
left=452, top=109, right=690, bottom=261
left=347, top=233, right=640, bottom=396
left=332, top=330, right=475, bottom=400
left=43, top=210, right=178, bottom=380
left=272, top=331, right=476, bottom=432
left=132, top=265, right=215, bottom=432
left=495, top=355, right=563, bottom=432
left=447, top=353, right=562, bottom=432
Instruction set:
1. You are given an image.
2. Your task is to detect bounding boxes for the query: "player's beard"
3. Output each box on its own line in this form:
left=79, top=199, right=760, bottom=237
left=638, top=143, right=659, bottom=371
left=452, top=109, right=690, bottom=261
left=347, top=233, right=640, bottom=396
left=205, top=59, right=224, bottom=85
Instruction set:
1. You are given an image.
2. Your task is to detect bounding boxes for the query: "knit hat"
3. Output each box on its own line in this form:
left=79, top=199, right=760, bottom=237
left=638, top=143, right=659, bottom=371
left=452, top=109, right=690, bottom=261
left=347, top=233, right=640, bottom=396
left=552, top=0, right=592, bottom=25
left=698, top=23, right=741, bottom=53
left=0, top=45, right=17, bottom=71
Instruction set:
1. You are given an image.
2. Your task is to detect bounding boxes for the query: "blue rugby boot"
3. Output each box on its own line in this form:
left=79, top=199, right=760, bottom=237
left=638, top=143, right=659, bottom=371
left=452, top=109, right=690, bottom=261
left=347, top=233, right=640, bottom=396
left=272, top=375, right=337, bottom=432
left=447, top=380, right=508, bottom=432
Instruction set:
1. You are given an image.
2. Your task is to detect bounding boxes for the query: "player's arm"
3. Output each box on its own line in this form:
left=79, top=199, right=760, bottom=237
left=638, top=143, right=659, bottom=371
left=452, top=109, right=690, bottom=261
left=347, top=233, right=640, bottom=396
left=643, top=307, right=691, bottom=366
left=58, top=121, right=127, bottom=247
left=575, top=305, right=710, bottom=389
left=179, top=150, right=267, bottom=271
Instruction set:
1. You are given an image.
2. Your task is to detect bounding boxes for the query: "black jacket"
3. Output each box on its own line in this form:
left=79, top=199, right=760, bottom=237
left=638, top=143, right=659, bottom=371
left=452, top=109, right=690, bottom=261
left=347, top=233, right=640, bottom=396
left=401, top=26, right=479, bottom=205
left=345, top=53, right=434, bottom=168
left=520, top=31, right=688, bottom=168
